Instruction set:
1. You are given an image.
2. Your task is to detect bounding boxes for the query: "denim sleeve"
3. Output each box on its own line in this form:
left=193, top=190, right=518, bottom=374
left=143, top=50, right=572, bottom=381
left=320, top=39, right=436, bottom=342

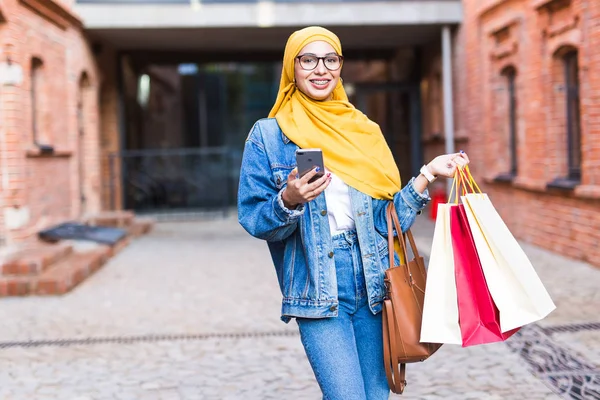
left=372, top=177, right=430, bottom=236
left=237, top=124, right=304, bottom=242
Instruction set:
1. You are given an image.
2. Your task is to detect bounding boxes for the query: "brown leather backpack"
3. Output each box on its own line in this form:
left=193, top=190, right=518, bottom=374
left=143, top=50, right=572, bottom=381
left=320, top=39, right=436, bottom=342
left=382, top=202, right=442, bottom=394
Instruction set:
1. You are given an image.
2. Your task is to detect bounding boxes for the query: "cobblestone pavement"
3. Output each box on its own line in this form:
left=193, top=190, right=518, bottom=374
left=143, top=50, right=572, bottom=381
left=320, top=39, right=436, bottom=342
left=0, top=215, right=599, bottom=400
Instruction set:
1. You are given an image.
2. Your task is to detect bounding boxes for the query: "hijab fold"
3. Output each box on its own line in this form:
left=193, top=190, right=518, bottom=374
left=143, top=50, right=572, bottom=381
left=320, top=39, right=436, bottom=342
left=269, top=26, right=401, bottom=200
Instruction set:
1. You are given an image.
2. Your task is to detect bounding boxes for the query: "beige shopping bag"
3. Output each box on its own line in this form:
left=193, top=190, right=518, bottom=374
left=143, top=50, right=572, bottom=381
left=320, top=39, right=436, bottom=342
left=420, top=203, right=462, bottom=344
left=461, top=192, right=556, bottom=332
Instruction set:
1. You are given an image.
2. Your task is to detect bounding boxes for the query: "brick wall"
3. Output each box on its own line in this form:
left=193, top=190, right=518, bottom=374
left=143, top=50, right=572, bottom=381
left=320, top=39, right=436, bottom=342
left=0, top=0, right=103, bottom=244
left=456, top=0, right=600, bottom=266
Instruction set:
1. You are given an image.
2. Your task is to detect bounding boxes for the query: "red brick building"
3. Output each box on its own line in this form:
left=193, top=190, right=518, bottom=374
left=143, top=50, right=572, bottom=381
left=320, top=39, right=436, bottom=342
left=455, top=0, right=600, bottom=266
left=0, top=0, right=106, bottom=245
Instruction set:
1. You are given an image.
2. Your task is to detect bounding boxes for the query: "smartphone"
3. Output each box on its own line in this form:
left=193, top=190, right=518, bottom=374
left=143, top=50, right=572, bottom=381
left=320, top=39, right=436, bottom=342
left=296, top=148, right=325, bottom=184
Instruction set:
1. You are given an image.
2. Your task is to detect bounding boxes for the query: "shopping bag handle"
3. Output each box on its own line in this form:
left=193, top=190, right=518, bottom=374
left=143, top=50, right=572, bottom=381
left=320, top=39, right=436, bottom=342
left=386, top=202, right=421, bottom=282
left=447, top=169, right=471, bottom=204
left=448, top=166, right=482, bottom=203
left=459, top=166, right=482, bottom=194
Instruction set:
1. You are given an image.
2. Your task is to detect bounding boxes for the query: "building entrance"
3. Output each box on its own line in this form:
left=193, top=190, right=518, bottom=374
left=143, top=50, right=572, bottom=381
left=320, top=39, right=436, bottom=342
left=112, top=57, right=279, bottom=215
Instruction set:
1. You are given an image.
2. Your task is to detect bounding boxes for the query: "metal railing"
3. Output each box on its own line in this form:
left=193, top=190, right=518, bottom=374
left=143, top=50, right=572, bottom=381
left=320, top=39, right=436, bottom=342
left=107, top=147, right=240, bottom=217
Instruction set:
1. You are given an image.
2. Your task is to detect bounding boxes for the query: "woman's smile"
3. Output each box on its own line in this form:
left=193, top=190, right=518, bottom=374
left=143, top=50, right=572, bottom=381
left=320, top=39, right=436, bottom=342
left=309, top=79, right=331, bottom=89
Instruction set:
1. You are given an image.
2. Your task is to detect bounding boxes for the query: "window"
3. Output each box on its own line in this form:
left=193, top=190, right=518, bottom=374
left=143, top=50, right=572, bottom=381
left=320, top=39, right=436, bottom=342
left=503, top=67, right=518, bottom=175
left=564, top=50, right=581, bottom=181
left=30, top=57, right=53, bottom=152
left=31, top=58, right=43, bottom=143
left=494, top=66, right=518, bottom=182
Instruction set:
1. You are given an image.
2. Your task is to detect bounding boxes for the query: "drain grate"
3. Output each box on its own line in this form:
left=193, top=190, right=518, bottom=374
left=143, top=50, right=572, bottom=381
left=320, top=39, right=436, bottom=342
left=0, top=330, right=299, bottom=350
left=508, top=324, right=600, bottom=400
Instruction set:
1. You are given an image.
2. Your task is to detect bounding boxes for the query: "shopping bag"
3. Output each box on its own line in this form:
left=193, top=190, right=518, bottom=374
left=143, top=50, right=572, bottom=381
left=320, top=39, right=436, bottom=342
left=450, top=204, right=520, bottom=347
left=461, top=193, right=556, bottom=331
left=459, top=167, right=556, bottom=332
left=420, top=203, right=462, bottom=345
left=460, top=195, right=539, bottom=333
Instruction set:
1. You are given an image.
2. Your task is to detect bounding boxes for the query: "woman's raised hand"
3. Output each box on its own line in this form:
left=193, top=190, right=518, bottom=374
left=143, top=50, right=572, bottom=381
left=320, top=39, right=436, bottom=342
left=427, top=151, right=470, bottom=179
left=282, top=167, right=332, bottom=209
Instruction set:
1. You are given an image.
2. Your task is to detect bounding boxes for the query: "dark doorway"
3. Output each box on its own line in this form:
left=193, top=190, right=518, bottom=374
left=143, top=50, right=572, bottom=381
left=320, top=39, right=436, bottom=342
left=116, top=58, right=280, bottom=214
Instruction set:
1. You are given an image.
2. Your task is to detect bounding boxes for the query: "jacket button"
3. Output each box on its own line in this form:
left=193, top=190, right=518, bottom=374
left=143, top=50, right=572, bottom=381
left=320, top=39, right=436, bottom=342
left=330, top=305, right=337, bottom=311
left=328, top=251, right=334, bottom=258
left=321, top=210, right=327, bottom=216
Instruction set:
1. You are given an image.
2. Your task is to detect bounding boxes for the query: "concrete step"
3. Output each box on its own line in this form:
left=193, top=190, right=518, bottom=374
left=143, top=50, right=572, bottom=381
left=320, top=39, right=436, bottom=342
left=0, top=212, right=154, bottom=297
left=0, top=248, right=110, bottom=297
left=105, top=236, right=131, bottom=258
left=128, top=217, right=155, bottom=238
left=0, top=243, right=73, bottom=276
left=34, top=248, right=110, bottom=296
left=84, top=210, right=136, bottom=228
left=0, top=276, right=32, bottom=296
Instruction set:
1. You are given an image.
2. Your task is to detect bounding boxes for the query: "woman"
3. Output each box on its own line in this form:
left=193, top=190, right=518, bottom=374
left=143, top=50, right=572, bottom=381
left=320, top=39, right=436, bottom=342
left=238, top=26, right=469, bottom=400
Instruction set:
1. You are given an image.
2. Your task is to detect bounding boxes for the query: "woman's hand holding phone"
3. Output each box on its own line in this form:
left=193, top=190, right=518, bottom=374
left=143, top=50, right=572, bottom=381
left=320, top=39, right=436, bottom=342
left=282, top=167, right=332, bottom=209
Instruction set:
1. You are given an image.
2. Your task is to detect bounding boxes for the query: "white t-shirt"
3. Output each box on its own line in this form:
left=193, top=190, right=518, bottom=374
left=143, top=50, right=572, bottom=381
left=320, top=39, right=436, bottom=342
left=324, top=170, right=355, bottom=235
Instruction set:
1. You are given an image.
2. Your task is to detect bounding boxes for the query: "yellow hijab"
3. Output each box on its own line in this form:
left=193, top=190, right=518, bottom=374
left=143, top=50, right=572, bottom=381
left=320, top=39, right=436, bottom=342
left=269, top=26, right=401, bottom=200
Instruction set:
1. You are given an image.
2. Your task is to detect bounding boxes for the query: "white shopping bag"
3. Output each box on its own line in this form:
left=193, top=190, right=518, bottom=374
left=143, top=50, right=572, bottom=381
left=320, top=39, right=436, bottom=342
left=420, top=203, right=462, bottom=344
left=461, top=193, right=556, bottom=332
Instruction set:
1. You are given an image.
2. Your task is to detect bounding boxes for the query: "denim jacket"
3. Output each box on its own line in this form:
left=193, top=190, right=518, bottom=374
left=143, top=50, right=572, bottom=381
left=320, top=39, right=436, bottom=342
left=237, top=118, right=429, bottom=323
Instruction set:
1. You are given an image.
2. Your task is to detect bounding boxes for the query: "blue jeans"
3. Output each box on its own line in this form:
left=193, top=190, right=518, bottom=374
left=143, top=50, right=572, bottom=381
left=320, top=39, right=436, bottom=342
left=296, top=230, right=390, bottom=400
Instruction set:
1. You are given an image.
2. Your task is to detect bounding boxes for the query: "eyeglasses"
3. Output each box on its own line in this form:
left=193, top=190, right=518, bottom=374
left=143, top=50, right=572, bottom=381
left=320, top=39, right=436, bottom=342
left=296, top=54, right=344, bottom=71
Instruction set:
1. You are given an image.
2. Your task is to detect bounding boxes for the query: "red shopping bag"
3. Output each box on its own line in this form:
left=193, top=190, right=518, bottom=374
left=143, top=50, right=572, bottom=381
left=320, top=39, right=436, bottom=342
left=450, top=204, right=520, bottom=347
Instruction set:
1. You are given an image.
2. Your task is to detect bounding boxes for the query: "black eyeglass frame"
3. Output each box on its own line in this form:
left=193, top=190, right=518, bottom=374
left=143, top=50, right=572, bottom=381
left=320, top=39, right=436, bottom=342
left=295, top=54, right=345, bottom=71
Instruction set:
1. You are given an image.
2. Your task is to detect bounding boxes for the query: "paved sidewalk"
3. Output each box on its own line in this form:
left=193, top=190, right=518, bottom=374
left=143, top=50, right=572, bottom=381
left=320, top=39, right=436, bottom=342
left=0, top=215, right=598, bottom=399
